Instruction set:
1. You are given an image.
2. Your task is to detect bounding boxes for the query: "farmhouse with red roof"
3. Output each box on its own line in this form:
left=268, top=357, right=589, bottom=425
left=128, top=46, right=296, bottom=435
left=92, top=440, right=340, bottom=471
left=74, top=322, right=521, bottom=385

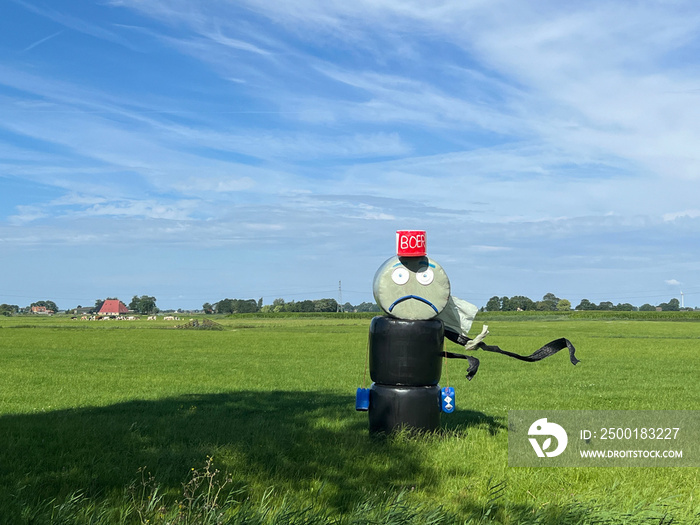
left=98, top=299, right=129, bottom=315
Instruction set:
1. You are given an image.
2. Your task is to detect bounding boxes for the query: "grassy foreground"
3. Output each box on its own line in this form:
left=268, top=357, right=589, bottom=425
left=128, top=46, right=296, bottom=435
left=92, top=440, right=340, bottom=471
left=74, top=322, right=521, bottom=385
left=0, top=315, right=698, bottom=524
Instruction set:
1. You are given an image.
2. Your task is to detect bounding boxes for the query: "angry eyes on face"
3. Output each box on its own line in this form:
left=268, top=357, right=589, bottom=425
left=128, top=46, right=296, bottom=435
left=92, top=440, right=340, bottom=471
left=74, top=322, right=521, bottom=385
left=391, top=266, right=434, bottom=286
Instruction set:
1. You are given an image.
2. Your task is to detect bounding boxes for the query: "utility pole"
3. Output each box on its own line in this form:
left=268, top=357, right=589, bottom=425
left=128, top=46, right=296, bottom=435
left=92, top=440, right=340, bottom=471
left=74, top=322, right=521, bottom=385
left=337, top=280, right=343, bottom=312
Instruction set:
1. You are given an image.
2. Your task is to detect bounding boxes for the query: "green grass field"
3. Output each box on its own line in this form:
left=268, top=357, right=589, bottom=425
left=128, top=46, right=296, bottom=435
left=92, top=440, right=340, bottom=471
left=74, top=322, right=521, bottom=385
left=0, top=315, right=698, bottom=524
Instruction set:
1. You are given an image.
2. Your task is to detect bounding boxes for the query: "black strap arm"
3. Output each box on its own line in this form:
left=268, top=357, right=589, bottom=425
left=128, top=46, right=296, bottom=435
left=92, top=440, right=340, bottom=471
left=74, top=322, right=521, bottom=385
left=442, top=328, right=579, bottom=381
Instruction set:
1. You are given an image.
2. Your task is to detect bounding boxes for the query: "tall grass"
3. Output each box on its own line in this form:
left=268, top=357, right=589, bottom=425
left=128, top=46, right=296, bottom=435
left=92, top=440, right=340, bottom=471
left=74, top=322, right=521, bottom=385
left=0, top=316, right=698, bottom=523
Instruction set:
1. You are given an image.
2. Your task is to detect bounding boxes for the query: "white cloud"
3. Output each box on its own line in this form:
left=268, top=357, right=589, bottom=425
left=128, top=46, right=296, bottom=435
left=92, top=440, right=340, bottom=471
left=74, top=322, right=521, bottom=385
left=83, top=199, right=202, bottom=221
left=663, top=210, right=700, bottom=221
left=206, top=32, right=272, bottom=56
left=8, top=205, right=48, bottom=224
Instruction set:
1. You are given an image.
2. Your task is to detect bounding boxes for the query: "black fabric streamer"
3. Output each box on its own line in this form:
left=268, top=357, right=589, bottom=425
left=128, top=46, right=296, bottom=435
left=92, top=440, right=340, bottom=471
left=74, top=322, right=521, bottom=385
left=442, top=351, right=481, bottom=381
left=443, top=329, right=579, bottom=381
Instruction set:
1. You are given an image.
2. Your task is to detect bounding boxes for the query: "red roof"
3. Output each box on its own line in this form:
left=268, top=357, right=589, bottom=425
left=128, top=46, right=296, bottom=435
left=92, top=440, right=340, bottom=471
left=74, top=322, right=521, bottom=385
left=99, top=300, right=129, bottom=314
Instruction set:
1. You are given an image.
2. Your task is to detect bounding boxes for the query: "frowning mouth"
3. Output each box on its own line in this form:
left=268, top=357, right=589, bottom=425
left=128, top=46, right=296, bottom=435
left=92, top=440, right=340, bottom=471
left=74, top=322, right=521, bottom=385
left=388, top=295, right=438, bottom=314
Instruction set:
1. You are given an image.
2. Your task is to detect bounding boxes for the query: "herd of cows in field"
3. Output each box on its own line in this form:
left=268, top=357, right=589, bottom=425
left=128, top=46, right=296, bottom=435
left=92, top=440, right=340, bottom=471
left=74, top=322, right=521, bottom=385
left=73, top=315, right=186, bottom=321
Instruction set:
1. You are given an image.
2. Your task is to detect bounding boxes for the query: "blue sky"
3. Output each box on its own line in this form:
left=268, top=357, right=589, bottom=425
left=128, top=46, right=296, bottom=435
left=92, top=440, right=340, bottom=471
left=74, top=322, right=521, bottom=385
left=1, top=0, right=699, bottom=311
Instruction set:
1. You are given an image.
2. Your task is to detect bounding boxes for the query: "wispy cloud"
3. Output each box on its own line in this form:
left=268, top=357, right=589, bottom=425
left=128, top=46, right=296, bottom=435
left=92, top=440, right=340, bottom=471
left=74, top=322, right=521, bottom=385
left=8, top=205, right=49, bottom=224
left=12, top=0, right=143, bottom=51
left=23, top=30, right=64, bottom=52
left=82, top=199, right=201, bottom=221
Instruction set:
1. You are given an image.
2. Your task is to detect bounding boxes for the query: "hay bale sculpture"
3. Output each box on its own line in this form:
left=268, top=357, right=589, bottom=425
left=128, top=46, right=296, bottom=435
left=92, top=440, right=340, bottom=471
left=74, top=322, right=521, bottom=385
left=356, top=230, right=579, bottom=434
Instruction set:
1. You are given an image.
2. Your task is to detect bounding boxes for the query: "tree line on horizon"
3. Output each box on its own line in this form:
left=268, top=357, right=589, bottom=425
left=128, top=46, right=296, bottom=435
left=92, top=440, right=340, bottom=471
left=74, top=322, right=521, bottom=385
left=484, top=293, right=685, bottom=312
left=0, top=296, right=159, bottom=317
left=0, top=293, right=690, bottom=317
left=202, top=298, right=381, bottom=314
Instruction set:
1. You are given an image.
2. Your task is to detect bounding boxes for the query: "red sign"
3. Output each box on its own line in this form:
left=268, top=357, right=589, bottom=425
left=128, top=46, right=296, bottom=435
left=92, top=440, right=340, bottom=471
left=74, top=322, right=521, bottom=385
left=396, top=230, right=427, bottom=257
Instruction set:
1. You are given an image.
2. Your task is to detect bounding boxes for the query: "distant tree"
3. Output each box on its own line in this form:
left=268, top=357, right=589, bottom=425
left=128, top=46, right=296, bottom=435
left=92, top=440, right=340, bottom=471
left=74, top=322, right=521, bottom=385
left=235, top=299, right=260, bottom=313
left=639, top=303, right=656, bottom=311
left=234, top=299, right=246, bottom=313
left=500, top=296, right=513, bottom=311
left=143, top=296, right=157, bottom=314
left=258, top=298, right=263, bottom=309
left=575, top=299, right=596, bottom=310
left=659, top=298, right=680, bottom=311
left=272, top=298, right=285, bottom=307
left=214, top=299, right=233, bottom=314
left=0, top=304, right=19, bottom=316
left=486, top=296, right=501, bottom=312
left=129, top=295, right=158, bottom=314
left=614, top=303, right=636, bottom=311
left=214, top=298, right=259, bottom=314
left=556, top=299, right=572, bottom=311
left=355, top=302, right=380, bottom=312
left=297, top=300, right=314, bottom=312
left=598, top=301, right=613, bottom=311
left=536, top=293, right=560, bottom=311
left=314, top=298, right=338, bottom=312
left=510, top=295, right=536, bottom=311
left=202, top=302, right=214, bottom=314
left=342, top=302, right=354, bottom=313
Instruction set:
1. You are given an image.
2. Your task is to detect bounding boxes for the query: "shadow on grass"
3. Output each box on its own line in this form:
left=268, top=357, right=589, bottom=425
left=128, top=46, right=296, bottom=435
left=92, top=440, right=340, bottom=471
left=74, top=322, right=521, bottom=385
left=442, top=409, right=506, bottom=435
left=0, top=393, right=684, bottom=524
left=0, top=391, right=504, bottom=518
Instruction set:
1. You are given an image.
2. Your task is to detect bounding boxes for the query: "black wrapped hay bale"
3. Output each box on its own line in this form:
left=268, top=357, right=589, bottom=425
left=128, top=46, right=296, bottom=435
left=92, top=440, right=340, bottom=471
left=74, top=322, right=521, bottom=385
left=369, top=316, right=444, bottom=386
left=368, top=383, right=442, bottom=433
